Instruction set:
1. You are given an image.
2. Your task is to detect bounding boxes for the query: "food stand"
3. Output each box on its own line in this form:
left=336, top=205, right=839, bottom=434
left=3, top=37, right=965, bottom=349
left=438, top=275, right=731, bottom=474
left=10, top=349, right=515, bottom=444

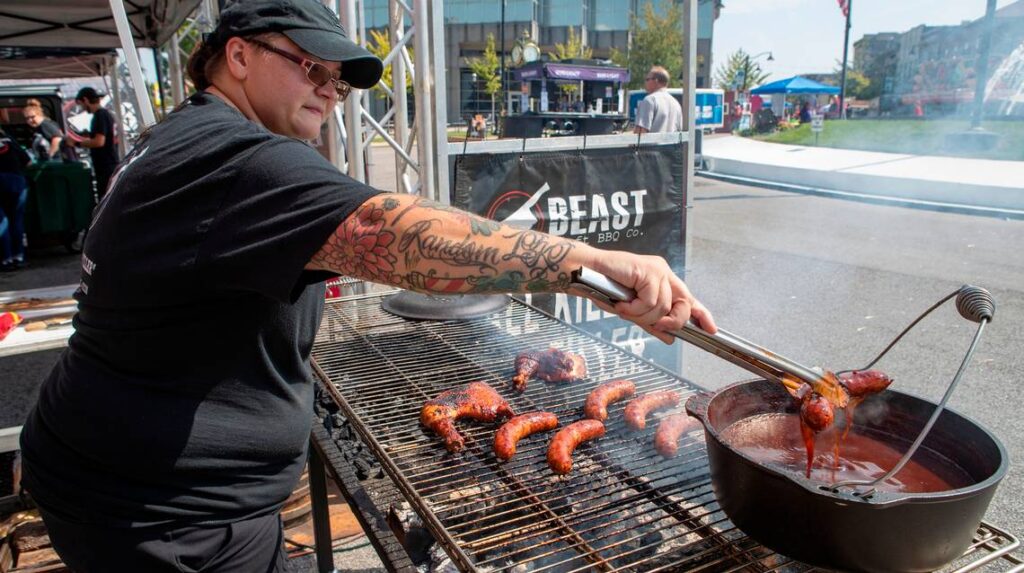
left=504, top=60, right=630, bottom=138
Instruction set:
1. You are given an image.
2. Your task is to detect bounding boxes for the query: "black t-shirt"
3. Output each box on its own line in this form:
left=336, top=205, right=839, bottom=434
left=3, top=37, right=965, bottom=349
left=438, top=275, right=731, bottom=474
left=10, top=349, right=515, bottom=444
left=33, top=118, right=63, bottom=159
left=20, top=92, right=381, bottom=527
left=88, top=106, right=119, bottom=167
left=0, top=135, right=29, bottom=174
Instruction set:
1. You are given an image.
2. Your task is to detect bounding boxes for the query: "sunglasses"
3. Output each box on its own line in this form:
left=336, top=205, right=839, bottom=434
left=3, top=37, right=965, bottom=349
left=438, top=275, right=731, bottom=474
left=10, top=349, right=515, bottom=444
left=248, top=38, right=352, bottom=100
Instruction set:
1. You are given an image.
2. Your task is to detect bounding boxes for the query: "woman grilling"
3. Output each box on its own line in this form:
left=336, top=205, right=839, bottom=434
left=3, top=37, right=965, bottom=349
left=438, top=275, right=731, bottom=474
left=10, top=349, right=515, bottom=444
left=18, top=0, right=716, bottom=570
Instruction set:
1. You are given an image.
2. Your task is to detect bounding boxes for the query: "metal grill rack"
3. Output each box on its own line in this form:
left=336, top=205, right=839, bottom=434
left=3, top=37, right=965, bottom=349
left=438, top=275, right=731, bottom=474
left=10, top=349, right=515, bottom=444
left=311, top=291, right=1024, bottom=572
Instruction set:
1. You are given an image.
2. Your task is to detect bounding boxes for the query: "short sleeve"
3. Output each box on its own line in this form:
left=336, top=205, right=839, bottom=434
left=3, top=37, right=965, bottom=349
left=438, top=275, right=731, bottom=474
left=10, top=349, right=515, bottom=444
left=90, top=110, right=111, bottom=138
left=199, top=139, right=383, bottom=302
left=636, top=98, right=655, bottom=130
left=40, top=120, right=62, bottom=140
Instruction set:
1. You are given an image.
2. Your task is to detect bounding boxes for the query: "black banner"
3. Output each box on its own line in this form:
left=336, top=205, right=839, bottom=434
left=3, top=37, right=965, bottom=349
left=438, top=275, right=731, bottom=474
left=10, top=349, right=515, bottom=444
left=452, top=142, right=687, bottom=371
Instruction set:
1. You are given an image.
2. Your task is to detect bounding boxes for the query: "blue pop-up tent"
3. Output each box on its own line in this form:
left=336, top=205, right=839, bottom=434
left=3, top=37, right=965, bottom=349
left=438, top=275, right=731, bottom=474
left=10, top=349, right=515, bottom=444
left=751, top=76, right=840, bottom=95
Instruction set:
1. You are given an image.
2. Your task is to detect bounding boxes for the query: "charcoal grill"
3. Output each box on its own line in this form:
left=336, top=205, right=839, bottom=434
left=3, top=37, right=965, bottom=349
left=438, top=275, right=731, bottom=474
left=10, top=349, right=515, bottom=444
left=310, top=290, right=1024, bottom=572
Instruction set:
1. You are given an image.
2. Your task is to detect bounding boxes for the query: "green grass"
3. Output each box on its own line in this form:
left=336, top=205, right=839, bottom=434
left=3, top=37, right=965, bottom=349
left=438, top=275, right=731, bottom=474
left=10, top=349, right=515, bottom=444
left=753, top=119, right=1024, bottom=161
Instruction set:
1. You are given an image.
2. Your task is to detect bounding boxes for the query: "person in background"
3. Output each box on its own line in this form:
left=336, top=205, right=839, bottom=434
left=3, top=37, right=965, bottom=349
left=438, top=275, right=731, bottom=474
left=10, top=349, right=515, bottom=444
left=634, top=66, right=683, bottom=134
left=0, top=128, right=31, bottom=271
left=23, top=100, right=64, bottom=161
left=799, top=101, right=812, bottom=124
left=66, top=87, right=119, bottom=200
left=18, top=0, right=715, bottom=570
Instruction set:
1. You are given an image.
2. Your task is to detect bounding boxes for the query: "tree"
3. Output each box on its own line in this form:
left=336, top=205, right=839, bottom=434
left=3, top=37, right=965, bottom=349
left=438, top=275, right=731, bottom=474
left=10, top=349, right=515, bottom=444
left=367, top=28, right=414, bottom=100
left=550, top=27, right=592, bottom=98
left=550, top=26, right=592, bottom=62
left=832, top=60, right=874, bottom=100
left=713, top=49, right=770, bottom=92
left=466, top=33, right=502, bottom=121
left=622, top=0, right=684, bottom=91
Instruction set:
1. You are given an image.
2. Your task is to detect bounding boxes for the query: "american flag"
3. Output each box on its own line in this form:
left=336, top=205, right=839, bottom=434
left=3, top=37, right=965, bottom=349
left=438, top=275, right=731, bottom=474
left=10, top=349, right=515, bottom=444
left=837, top=0, right=850, bottom=17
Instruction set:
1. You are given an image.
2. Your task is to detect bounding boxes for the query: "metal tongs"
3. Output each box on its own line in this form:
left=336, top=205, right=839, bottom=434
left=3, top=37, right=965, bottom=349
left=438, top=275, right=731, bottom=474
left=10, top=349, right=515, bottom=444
left=570, top=267, right=848, bottom=406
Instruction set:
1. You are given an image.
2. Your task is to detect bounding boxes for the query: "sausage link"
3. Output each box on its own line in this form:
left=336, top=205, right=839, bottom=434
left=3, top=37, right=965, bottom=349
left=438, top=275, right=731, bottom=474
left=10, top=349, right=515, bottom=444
left=547, top=419, right=606, bottom=475
left=839, top=369, right=893, bottom=398
left=653, top=413, right=701, bottom=457
left=800, top=393, right=835, bottom=432
left=624, top=390, right=681, bottom=430
left=584, top=379, right=637, bottom=422
left=494, top=412, right=559, bottom=461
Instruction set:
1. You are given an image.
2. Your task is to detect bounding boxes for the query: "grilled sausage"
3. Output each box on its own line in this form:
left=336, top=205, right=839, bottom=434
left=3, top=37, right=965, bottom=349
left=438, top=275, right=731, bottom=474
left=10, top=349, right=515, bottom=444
left=584, top=379, right=637, bottom=421
left=653, top=413, right=701, bottom=457
left=800, top=393, right=834, bottom=432
left=494, top=411, right=559, bottom=461
left=839, top=369, right=893, bottom=398
left=547, top=419, right=606, bottom=475
left=624, top=390, right=681, bottom=430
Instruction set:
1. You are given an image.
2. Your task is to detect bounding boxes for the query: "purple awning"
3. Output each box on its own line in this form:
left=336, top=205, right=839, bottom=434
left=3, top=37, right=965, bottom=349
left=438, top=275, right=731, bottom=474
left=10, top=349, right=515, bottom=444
left=513, top=62, right=629, bottom=83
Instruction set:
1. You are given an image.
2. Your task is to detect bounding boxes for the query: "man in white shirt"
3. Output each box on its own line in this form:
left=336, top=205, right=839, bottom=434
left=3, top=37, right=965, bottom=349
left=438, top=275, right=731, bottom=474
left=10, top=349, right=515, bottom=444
left=634, top=66, right=684, bottom=133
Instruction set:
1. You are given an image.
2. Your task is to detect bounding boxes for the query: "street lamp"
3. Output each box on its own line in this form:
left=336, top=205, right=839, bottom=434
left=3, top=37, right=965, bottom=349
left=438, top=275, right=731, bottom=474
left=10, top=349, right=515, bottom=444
left=738, top=51, right=772, bottom=92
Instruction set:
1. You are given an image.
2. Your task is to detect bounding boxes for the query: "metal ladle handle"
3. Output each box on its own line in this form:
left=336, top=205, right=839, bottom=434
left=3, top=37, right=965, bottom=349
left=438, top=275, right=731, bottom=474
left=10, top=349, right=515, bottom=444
left=830, top=285, right=995, bottom=497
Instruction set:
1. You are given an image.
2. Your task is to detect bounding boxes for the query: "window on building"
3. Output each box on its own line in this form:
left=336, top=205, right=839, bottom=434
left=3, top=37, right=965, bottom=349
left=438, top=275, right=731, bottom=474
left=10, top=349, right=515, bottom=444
left=591, top=0, right=629, bottom=31
left=444, top=0, right=535, bottom=24
left=542, top=0, right=586, bottom=27
left=460, top=69, right=494, bottom=119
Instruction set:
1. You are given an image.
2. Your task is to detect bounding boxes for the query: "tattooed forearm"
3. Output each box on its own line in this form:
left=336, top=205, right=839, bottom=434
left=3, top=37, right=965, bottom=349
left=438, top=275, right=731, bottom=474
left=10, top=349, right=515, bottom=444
left=501, top=230, right=574, bottom=276
left=308, top=193, right=595, bottom=296
left=397, top=219, right=502, bottom=271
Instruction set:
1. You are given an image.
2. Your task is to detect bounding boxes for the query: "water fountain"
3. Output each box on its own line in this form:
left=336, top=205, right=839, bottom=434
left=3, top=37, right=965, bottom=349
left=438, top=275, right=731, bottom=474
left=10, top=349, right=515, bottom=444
left=984, top=40, right=1024, bottom=117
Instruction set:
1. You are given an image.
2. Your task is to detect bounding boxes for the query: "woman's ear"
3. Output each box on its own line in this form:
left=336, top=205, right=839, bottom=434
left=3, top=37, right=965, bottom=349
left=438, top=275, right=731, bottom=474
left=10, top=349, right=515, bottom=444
left=222, top=37, right=252, bottom=81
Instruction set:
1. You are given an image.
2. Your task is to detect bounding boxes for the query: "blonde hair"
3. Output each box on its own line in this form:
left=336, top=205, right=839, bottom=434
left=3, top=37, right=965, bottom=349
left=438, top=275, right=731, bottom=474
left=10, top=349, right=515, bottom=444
left=23, top=99, right=48, bottom=118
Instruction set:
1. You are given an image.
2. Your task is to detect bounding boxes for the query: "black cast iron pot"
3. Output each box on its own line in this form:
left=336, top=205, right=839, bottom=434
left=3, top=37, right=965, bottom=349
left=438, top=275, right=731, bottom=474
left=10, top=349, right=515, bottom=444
left=685, top=379, right=1008, bottom=573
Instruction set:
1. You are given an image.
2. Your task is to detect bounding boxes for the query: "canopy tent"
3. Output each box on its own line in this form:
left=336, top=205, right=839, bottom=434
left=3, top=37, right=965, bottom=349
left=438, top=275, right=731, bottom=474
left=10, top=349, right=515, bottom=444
left=0, top=0, right=205, bottom=127
left=0, top=47, right=115, bottom=80
left=0, top=1, right=202, bottom=49
left=750, top=76, right=840, bottom=95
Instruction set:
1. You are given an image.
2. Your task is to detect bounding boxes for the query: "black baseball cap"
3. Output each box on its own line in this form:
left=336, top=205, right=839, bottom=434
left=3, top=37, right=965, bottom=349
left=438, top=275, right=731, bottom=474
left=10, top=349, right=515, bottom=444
left=75, top=87, right=105, bottom=101
left=212, top=0, right=383, bottom=89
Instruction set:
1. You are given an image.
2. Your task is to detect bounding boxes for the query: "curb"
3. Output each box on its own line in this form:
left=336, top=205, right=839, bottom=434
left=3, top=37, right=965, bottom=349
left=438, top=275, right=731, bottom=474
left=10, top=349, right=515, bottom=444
left=695, top=170, right=1024, bottom=221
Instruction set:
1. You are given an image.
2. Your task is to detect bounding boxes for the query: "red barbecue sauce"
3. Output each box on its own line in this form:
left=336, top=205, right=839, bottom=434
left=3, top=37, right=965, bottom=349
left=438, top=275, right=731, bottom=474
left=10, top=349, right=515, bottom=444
left=720, top=412, right=974, bottom=493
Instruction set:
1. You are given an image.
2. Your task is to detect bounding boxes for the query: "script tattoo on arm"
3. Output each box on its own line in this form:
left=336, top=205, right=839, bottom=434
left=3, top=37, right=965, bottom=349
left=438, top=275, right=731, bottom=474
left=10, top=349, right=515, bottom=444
left=308, top=194, right=585, bottom=295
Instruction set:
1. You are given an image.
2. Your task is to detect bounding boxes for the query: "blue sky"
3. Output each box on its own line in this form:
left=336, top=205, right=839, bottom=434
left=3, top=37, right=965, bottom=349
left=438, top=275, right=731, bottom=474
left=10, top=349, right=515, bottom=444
left=712, top=0, right=1016, bottom=82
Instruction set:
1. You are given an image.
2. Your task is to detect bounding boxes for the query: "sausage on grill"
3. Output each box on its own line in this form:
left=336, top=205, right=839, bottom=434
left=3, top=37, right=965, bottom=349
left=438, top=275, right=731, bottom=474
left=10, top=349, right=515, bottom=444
left=584, top=379, right=636, bottom=422
left=547, top=419, right=606, bottom=475
left=653, top=413, right=701, bottom=458
left=494, top=411, right=559, bottom=461
left=839, top=369, right=893, bottom=398
left=624, top=390, right=681, bottom=430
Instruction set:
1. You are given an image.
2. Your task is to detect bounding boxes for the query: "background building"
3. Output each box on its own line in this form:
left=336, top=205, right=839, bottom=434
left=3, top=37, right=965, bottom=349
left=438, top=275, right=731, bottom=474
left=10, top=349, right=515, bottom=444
left=854, top=0, right=1024, bottom=115
left=362, top=0, right=722, bottom=122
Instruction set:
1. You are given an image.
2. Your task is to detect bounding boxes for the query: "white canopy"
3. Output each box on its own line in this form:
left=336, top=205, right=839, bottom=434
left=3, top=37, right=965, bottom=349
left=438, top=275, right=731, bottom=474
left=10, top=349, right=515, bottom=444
left=0, top=0, right=202, bottom=49
left=0, top=48, right=114, bottom=80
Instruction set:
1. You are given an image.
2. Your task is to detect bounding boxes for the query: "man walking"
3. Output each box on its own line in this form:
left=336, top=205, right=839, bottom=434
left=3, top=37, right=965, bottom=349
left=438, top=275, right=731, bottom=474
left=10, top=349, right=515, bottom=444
left=634, top=66, right=683, bottom=134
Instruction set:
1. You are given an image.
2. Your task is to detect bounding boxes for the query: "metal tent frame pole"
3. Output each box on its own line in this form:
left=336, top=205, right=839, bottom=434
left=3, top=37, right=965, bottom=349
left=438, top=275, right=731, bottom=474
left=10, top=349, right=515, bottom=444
left=108, top=0, right=156, bottom=128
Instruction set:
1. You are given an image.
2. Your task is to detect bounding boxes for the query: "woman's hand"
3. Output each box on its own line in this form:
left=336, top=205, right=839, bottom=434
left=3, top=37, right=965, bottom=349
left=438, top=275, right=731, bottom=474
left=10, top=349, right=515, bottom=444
left=580, top=252, right=716, bottom=344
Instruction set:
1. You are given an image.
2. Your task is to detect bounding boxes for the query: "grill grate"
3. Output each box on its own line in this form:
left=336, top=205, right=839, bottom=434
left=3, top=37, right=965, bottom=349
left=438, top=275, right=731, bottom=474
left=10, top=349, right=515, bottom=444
left=311, top=292, right=1024, bottom=573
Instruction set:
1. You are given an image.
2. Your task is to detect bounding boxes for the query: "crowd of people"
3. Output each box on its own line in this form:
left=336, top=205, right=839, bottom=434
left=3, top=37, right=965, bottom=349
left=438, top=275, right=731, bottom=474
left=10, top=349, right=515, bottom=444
left=0, top=88, right=120, bottom=273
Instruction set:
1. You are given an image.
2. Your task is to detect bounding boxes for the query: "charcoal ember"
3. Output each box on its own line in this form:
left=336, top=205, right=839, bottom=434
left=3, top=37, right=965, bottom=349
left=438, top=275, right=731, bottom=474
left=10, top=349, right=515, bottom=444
left=428, top=544, right=461, bottom=573
left=432, top=483, right=495, bottom=522
left=354, top=458, right=372, bottom=480
left=331, top=412, right=347, bottom=429
left=388, top=502, right=435, bottom=565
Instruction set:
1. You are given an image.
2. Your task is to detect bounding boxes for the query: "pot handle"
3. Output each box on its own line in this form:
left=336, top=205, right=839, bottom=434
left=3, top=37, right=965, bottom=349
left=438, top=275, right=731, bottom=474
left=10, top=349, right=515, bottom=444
left=685, top=391, right=714, bottom=427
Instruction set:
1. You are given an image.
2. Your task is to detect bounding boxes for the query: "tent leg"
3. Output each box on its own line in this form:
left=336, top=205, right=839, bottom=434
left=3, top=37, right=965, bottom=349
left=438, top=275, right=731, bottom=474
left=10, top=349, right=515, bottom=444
left=108, top=0, right=157, bottom=127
